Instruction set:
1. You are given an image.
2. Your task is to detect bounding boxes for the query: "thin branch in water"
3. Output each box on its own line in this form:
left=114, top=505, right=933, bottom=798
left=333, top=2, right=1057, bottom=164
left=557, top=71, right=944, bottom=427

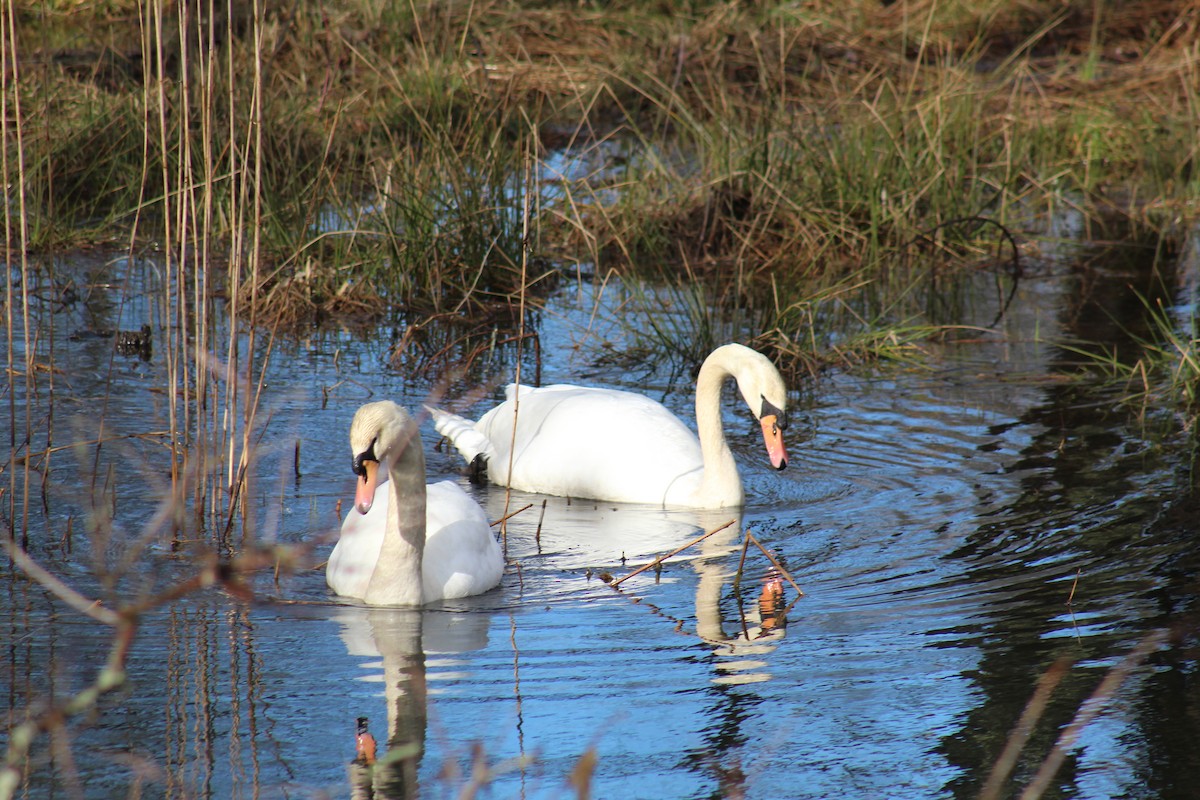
left=610, top=519, right=737, bottom=588
left=491, top=504, right=533, bottom=528
left=731, top=529, right=753, bottom=593
left=1066, top=568, right=1081, bottom=606
left=744, top=530, right=804, bottom=598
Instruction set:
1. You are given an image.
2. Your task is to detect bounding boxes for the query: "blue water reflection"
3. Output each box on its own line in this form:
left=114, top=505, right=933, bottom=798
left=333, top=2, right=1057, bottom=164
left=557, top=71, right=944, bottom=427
left=5, top=225, right=1200, bottom=798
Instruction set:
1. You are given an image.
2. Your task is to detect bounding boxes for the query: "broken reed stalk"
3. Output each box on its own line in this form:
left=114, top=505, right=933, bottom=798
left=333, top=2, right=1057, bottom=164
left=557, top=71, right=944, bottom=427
left=1066, top=568, right=1081, bottom=606
left=499, top=137, right=536, bottom=556
left=610, top=519, right=737, bottom=588
left=535, top=498, right=547, bottom=551
left=490, top=503, right=533, bottom=528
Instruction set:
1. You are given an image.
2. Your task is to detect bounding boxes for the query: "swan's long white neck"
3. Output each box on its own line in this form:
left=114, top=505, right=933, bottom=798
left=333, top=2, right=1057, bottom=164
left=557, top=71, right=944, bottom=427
left=363, top=429, right=427, bottom=606
left=693, top=350, right=744, bottom=507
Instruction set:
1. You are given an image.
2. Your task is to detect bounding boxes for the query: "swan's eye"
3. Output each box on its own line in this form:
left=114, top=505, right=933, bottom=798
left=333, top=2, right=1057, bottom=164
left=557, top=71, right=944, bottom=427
left=352, top=438, right=378, bottom=477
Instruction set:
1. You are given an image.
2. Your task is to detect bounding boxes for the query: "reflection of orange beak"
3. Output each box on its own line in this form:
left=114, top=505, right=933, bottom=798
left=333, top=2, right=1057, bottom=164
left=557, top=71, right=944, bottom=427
left=760, top=415, right=788, bottom=470
left=355, top=731, right=377, bottom=765
left=355, top=460, right=379, bottom=515
left=758, top=575, right=786, bottom=633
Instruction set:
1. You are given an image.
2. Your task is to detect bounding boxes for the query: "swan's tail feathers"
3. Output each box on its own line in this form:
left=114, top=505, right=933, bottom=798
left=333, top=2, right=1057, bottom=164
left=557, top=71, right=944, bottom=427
left=426, top=406, right=495, bottom=475
left=504, top=383, right=537, bottom=402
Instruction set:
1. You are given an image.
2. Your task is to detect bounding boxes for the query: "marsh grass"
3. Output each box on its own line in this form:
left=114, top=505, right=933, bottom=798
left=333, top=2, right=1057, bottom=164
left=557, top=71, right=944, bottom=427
left=524, top=1, right=1196, bottom=371
left=1071, top=290, right=1200, bottom=427
left=16, top=1, right=1200, bottom=333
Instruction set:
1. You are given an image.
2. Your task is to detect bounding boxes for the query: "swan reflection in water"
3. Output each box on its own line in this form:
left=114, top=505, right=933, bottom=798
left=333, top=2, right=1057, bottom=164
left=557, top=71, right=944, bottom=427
left=336, top=604, right=493, bottom=800
left=333, top=499, right=792, bottom=797
left=480, top=491, right=792, bottom=683
left=688, top=515, right=791, bottom=685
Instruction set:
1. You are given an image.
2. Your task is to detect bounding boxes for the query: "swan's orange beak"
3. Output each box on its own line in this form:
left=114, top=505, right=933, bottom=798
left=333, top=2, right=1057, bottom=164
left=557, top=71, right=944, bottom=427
left=355, top=460, right=379, bottom=515
left=760, top=415, right=788, bottom=470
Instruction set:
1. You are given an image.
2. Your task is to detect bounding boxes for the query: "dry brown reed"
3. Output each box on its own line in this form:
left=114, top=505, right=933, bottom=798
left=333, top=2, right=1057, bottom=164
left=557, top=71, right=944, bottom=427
left=2, top=3, right=290, bottom=788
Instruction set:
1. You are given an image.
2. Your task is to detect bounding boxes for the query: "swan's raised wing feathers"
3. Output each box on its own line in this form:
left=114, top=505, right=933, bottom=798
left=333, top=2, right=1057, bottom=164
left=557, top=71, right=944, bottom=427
left=428, top=406, right=496, bottom=465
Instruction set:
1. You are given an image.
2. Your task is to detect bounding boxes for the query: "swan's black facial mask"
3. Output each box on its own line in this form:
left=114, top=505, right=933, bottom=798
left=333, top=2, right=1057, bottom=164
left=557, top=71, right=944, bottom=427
left=760, top=397, right=788, bottom=429
left=757, top=395, right=789, bottom=471
left=352, top=437, right=378, bottom=478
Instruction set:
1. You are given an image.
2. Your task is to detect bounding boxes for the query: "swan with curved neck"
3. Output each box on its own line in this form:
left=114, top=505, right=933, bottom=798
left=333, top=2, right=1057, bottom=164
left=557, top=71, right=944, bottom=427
left=327, top=401, right=504, bottom=606
left=428, top=343, right=788, bottom=509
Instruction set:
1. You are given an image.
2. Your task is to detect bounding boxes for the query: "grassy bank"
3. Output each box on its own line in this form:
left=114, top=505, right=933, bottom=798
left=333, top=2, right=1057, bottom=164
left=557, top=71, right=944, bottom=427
left=7, top=0, right=1200, bottom=356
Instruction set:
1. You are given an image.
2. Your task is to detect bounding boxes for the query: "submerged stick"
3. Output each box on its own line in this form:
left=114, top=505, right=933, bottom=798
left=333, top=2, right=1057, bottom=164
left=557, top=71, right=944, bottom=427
left=744, top=530, right=805, bottom=598
left=731, top=531, right=753, bottom=593
left=610, top=519, right=736, bottom=588
left=729, top=533, right=757, bottom=639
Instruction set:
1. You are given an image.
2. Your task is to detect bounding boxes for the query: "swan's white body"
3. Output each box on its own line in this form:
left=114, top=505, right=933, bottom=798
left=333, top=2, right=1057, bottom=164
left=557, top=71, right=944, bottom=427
left=327, top=402, right=504, bottom=606
left=428, top=343, right=789, bottom=509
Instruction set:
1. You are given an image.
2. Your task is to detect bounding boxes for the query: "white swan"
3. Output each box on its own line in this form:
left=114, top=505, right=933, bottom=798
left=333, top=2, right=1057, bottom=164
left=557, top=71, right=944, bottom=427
left=428, top=343, right=788, bottom=509
left=327, top=401, right=504, bottom=606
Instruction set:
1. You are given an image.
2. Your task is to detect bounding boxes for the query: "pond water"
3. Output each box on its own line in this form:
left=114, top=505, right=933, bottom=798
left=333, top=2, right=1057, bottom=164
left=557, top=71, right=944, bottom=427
left=3, top=222, right=1200, bottom=799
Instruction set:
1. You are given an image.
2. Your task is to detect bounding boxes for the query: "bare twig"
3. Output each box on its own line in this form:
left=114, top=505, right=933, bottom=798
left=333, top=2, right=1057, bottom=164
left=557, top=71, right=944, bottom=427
left=1066, top=568, right=1081, bottom=606
left=744, top=530, right=804, bottom=598
left=1, top=537, right=119, bottom=625
left=491, top=503, right=533, bottom=528
left=610, top=519, right=736, bottom=588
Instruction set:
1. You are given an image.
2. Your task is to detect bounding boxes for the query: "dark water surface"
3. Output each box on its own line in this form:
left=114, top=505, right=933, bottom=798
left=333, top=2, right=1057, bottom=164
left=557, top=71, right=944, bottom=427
left=4, top=229, right=1200, bottom=799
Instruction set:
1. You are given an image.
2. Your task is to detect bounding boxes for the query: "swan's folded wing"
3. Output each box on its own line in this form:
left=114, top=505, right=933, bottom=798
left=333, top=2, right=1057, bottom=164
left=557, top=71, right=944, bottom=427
left=422, top=481, right=503, bottom=600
